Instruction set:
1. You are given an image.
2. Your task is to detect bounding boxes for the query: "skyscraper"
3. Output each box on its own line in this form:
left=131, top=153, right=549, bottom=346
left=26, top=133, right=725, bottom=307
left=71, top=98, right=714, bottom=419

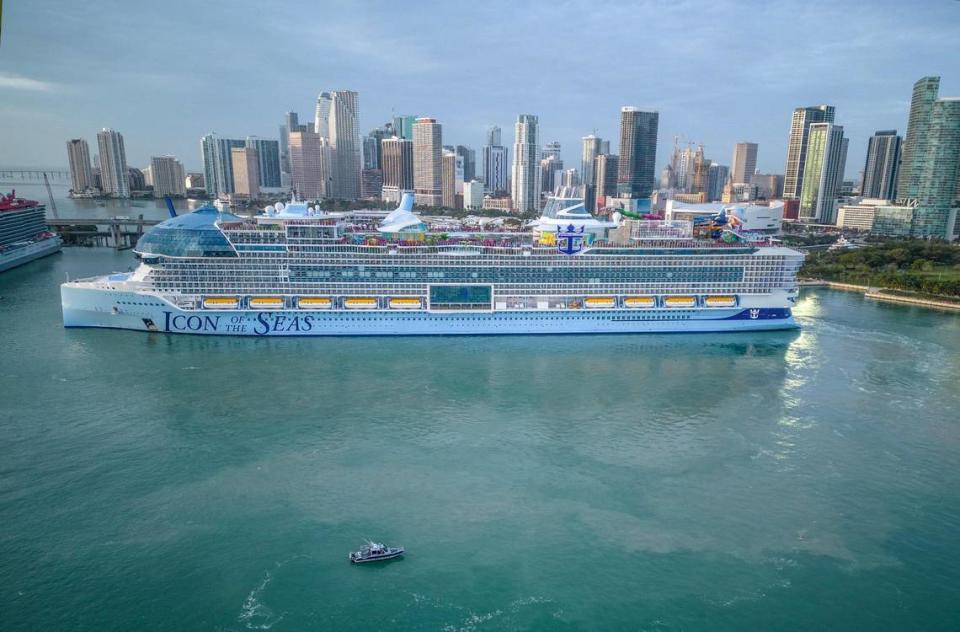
left=543, top=141, right=561, bottom=160
left=783, top=105, right=835, bottom=200
left=455, top=145, right=476, bottom=182
left=328, top=90, right=361, bottom=200
left=245, top=137, right=282, bottom=188
left=442, top=149, right=460, bottom=208
left=482, top=125, right=508, bottom=195
left=690, top=146, right=708, bottom=195
left=581, top=135, right=602, bottom=211
left=616, top=107, right=659, bottom=199
left=594, top=153, right=619, bottom=210
left=413, top=117, right=442, bottom=206
left=66, top=138, right=94, bottom=193
left=799, top=123, right=847, bottom=223
left=230, top=147, right=260, bottom=198
left=288, top=129, right=331, bottom=199
left=540, top=155, right=563, bottom=194
left=861, top=131, right=901, bottom=199
left=363, top=135, right=379, bottom=170
left=895, top=76, right=960, bottom=238
left=200, top=133, right=245, bottom=197
left=707, top=163, right=730, bottom=202
left=96, top=129, right=129, bottom=198
left=280, top=111, right=304, bottom=176
left=149, top=155, right=186, bottom=197
left=730, top=142, right=758, bottom=184
left=392, top=115, right=417, bottom=140
left=511, top=114, right=541, bottom=213
left=381, top=136, right=414, bottom=203
left=581, top=135, right=602, bottom=187
left=314, top=92, right=332, bottom=137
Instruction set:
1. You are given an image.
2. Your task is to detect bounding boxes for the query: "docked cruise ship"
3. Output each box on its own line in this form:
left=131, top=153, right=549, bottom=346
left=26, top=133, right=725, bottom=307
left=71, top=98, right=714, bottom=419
left=1, top=191, right=62, bottom=272
left=61, top=193, right=804, bottom=336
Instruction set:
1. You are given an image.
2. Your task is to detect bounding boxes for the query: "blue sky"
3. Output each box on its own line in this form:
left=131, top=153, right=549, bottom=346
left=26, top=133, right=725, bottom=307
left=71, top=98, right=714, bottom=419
left=1, top=0, right=959, bottom=177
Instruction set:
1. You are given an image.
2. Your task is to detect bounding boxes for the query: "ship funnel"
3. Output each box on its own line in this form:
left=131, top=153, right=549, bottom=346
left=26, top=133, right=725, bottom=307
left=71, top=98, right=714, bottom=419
left=396, top=191, right=414, bottom=212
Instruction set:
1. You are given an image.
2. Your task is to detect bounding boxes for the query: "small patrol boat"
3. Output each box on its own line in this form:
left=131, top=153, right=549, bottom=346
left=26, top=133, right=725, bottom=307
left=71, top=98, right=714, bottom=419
left=349, top=541, right=404, bottom=564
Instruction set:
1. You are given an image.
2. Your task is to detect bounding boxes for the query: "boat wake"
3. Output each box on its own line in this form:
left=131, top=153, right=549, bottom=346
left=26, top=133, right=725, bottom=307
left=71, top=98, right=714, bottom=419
left=237, top=571, right=285, bottom=630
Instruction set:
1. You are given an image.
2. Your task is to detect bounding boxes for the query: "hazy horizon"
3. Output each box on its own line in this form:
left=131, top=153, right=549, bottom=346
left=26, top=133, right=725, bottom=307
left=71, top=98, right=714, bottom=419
left=2, top=0, right=959, bottom=179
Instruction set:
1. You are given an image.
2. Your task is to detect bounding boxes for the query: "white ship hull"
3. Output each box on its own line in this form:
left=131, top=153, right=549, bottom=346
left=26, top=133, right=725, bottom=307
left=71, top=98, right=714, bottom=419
left=61, top=284, right=797, bottom=336
left=0, top=237, right=62, bottom=272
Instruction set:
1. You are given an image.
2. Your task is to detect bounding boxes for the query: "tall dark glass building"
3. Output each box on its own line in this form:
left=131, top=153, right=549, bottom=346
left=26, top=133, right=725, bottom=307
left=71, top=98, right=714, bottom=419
left=616, top=107, right=659, bottom=199
left=860, top=130, right=901, bottom=200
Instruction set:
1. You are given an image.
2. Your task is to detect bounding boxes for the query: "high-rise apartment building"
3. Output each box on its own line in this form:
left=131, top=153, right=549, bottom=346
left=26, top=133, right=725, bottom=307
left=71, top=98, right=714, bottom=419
left=149, top=155, right=186, bottom=197
left=616, top=107, right=659, bottom=199
left=66, top=138, right=95, bottom=193
left=442, top=149, right=458, bottom=208
left=280, top=112, right=306, bottom=175
left=511, top=114, right=541, bottom=213
left=539, top=156, right=563, bottom=194
left=413, top=118, right=443, bottom=206
left=482, top=125, right=509, bottom=195
left=894, top=76, right=960, bottom=238
left=861, top=130, right=901, bottom=200
left=783, top=105, right=835, bottom=199
left=799, top=123, right=847, bottom=223
left=96, top=129, right=129, bottom=198
left=581, top=135, right=602, bottom=187
left=730, top=142, right=758, bottom=184
left=314, top=92, right=332, bottom=137
left=327, top=90, right=361, bottom=200
left=288, top=129, right=331, bottom=199
left=581, top=135, right=603, bottom=211
left=244, top=137, right=281, bottom=188
left=381, top=136, right=414, bottom=203
left=201, top=133, right=245, bottom=197
left=594, top=153, right=619, bottom=210
left=230, top=147, right=260, bottom=198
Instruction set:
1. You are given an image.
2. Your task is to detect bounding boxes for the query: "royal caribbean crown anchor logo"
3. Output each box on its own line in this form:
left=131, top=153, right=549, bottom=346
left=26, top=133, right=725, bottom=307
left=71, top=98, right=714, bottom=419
left=557, top=224, right=585, bottom=255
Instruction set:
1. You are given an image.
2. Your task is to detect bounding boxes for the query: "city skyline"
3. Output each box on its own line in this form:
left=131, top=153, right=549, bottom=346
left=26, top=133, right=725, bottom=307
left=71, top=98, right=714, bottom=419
left=1, top=1, right=958, bottom=176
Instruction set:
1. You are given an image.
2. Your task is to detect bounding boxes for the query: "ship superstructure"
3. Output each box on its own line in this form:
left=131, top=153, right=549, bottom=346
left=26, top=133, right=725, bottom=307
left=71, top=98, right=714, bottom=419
left=61, top=193, right=804, bottom=336
left=0, top=191, right=62, bottom=272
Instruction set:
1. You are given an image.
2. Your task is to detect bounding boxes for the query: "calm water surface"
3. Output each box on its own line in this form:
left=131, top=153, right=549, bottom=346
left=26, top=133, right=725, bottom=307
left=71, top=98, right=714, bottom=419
left=2, top=249, right=960, bottom=631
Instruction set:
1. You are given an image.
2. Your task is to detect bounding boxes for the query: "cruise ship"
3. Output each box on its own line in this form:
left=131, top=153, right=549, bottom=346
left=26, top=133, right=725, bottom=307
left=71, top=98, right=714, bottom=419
left=61, top=192, right=804, bottom=336
left=1, top=191, right=62, bottom=272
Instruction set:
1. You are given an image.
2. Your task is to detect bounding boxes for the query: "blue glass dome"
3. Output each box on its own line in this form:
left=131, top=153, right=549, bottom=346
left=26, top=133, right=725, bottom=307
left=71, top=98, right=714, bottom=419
left=134, top=206, right=242, bottom=258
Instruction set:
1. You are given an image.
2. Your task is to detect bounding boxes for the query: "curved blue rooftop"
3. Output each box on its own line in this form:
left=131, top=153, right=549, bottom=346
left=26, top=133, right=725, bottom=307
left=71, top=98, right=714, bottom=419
left=134, top=205, right=241, bottom=258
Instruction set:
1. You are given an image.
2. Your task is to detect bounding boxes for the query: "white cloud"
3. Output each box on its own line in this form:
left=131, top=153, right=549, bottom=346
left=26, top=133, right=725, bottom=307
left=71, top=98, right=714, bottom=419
left=0, top=72, right=58, bottom=92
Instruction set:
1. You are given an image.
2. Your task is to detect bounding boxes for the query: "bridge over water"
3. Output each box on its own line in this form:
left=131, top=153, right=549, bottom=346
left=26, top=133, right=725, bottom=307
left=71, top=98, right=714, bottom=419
left=47, top=216, right=162, bottom=250
left=0, top=169, right=71, bottom=184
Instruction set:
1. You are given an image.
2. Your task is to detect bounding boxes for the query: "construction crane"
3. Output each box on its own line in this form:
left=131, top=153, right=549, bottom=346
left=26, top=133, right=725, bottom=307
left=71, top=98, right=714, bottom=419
left=42, top=172, right=59, bottom=219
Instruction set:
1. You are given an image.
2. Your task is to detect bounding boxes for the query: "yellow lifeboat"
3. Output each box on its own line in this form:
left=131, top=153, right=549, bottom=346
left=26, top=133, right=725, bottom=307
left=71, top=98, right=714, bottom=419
left=584, top=296, right=616, bottom=308
left=344, top=297, right=378, bottom=309
left=704, top=295, right=737, bottom=307
left=389, top=297, right=422, bottom=309
left=623, top=296, right=656, bottom=308
left=249, top=296, right=284, bottom=309
left=298, top=297, right=332, bottom=309
left=203, top=296, right=239, bottom=309
left=664, top=296, right=697, bottom=308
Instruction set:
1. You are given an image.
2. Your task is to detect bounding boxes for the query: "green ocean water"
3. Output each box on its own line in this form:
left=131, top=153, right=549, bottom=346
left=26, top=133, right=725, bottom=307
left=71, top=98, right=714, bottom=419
left=2, top=248, right=960, bottom=631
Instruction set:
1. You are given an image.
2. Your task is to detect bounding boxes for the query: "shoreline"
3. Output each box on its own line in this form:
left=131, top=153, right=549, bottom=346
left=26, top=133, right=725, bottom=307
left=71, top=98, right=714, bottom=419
left=800, top=279, right=960, bottom=312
